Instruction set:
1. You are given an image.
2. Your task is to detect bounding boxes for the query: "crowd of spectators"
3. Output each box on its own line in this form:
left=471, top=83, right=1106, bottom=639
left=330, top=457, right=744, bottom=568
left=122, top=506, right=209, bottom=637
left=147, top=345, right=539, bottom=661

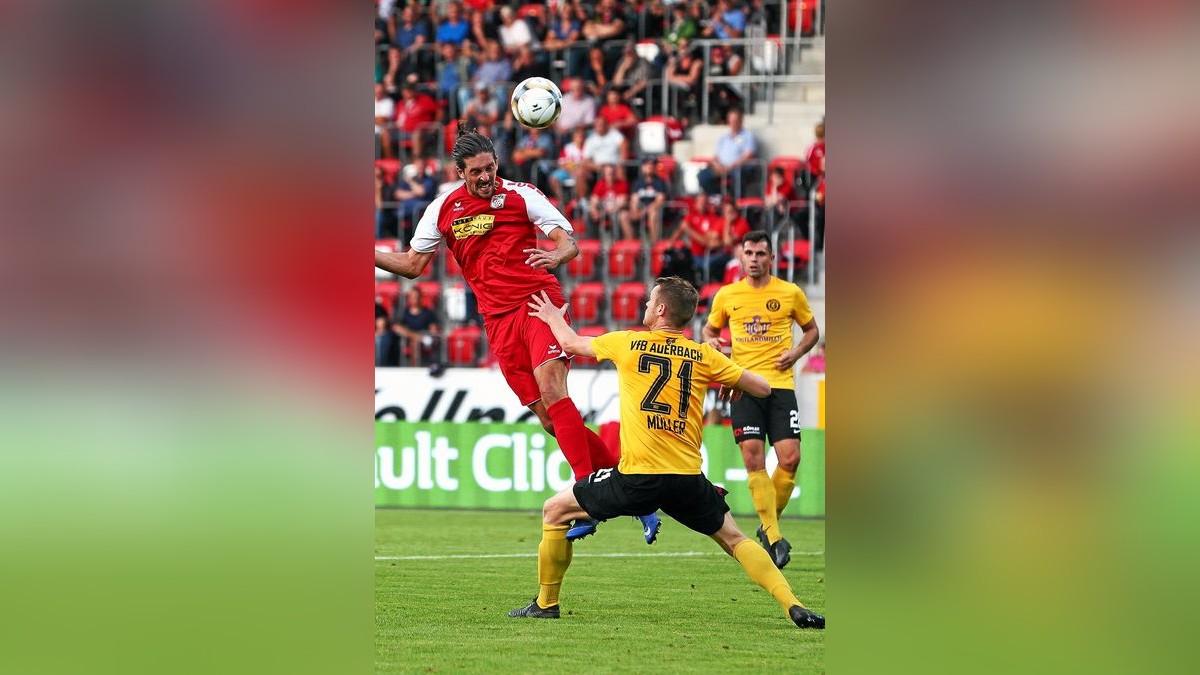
left=374, top=0, right=824, bottom=366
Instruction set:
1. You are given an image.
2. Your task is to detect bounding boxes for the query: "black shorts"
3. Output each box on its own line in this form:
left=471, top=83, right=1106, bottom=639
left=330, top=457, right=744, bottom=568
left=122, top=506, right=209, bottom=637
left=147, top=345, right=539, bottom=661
left=573, top=468, right=731, bottom=536
left=730, top=388, right=801, bottom=444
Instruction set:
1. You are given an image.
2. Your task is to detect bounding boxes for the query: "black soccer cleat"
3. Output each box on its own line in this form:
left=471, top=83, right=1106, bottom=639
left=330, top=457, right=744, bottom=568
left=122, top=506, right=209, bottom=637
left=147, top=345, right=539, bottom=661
left=508, top=598, right=561, bottom=619
left=771, top=537, right=792, bottom=569
left=755, top=525, right=771, bottom=553
left=789, top=605, right=825, bottom=629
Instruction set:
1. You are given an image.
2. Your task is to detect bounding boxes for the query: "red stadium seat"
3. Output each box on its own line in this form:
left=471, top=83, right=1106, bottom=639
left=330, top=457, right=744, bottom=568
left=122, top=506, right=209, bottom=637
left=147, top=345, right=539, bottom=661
left=572, top=324, right=607, bottom=368
left=777, top=239, right=812, bottom=274
left=723, top=258, right=744, bottom=284
left=611, top=282, right=647, bottom=323
left=769, top=156, right=805, bottom=187
left=736, top=197, right=764, bottom=209
left=570, top=282, right=606, bottom=324
left=649, top=239, right=677, bottom=277
left=568, top=238, right=601, bottom=280
left=375, top=159, right=401, bottom=183
left=517, top=4, right=546, bottom=22
left=698, top=282, right=723, bottom=311
left=537, top=238, right=557, bottom=253
left=375, top=280, right=400, bottom=315
left=415, top=281, right=441, bottom=311
left=608, top=239, right=643, bottom=281
left=375, top=238, right=399, bottom=253
left=446, top=325, right=483, bottom=366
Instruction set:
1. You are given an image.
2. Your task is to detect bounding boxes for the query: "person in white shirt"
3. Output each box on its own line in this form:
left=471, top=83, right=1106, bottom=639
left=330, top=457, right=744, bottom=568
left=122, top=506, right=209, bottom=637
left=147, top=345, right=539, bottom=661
left=375, top=83, right=396, bottom=159
left=554, top=79, right=597, bottom=144
left=581, top=117, right=628, bottom=191
left=498, top=6, right=535, bottom=55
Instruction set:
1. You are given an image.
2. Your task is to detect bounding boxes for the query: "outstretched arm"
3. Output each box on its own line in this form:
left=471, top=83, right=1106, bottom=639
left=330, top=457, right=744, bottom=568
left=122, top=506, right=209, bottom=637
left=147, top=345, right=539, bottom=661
left=375, top=248, right=436, bottom=279
left=527, top=291, right=595, bottom=358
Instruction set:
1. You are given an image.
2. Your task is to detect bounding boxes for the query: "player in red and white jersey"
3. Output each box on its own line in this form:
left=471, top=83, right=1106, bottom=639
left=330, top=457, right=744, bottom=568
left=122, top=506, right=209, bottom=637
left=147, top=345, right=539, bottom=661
left=375, top=123, right=660, bottom=544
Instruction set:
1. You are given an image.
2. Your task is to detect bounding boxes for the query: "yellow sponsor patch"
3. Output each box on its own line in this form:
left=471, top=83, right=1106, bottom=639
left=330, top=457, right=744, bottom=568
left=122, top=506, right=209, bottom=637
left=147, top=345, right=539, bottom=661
left=451, top=214, right=496, bottom=239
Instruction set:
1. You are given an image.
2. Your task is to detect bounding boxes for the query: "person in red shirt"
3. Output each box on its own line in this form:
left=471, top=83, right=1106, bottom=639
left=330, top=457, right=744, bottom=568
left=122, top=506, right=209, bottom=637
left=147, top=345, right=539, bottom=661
left=805, top=119, right=825, bottom=182
left=764, top=165, right=797, bottom=229
left=719, top=200, right=751, bottom=252
left=587, top=163, right=633, bottom=239
left=671, top=194, right=728, bottom=282
left=395, top=83, right=442, bottom=159
left=374, top=123, right=660, bottom=544
left=597, top=87, right=639, bottom=141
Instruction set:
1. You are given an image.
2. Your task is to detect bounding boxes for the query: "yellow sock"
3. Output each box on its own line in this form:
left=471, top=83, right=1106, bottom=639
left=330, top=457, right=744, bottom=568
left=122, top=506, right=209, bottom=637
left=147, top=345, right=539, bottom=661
left=536, top=523, right=572, bottom=609
left=747, top=470, right=781, bottom=544
left=772, top=466, right=796, bottom=516
left=733, top=539, right=803, bottom=612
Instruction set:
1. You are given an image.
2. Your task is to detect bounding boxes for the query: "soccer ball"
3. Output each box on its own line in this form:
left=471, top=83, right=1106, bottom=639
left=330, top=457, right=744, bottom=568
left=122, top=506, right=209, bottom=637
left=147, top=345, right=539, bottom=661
left=510, top=77, right=563, bottom=130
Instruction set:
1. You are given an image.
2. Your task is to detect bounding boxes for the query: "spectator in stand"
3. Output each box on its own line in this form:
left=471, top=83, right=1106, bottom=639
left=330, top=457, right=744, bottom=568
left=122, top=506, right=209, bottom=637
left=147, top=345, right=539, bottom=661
left=437, top=161, right=464, bottom=195
left=719, top=200, right=752, bottom=253
left=702, top=0, right=747, bottom=41
left=375, top=164, right=399, bottom=239
left=581, top=116, right=628, bottom=193
left=437, top=42, right=475, bottom=118
left=543, top=3, right=583, bottom=76
left=806, top=119, right=825, bottom=183
left=814, top=156, right=825, bottom=253
left=375, top=83, right=396, bottom=159
left=549, top=125, right=588, bottom=204
left=395, top=83, right=441, bottom=159
left=511, top=44, right=550, bottom=84
left=511, top=126, right=557, bottom=188
left=497, top=5, right=535, bottom=55
left=801, top=341, right=825, bottom=374
left=706, top=44, right=745, bottom=124
left=376, top=297, right=397, bottom=367
left=554, top=79, right=597, bottom=143
left=388, top=4, right=432, bottom=84
left=598, top=87, right=640, bottom=141
left=472, top=40, right=512, bottom=91
left=630, top=158, right=670, bottom=243
left=672, top=193, right=727, bottom=282
left=469, top=7, right=497, bottom=51
left=581, top=0, right=626, bottom=93
left=463, top=81, right=501, bottom=137
left=698, top=108, right=757, bottom=198
left=391, top=288, right=442, bottom=367
left=436, top=2, right=471, bottom=47
left=588, top=163, right=633, bottom=240
left=666, top=42, right=703, bottom=126
left=376, top=12, right=392, bottom=84
left=663, top=3, right=698, bottom=50
left=394, top=162, right=438, bottom=241
left=763, top=165, right=797, bottom=229
left=611, top=41, right=655, bottom=112
left=642, top=0, right=668, bottom=40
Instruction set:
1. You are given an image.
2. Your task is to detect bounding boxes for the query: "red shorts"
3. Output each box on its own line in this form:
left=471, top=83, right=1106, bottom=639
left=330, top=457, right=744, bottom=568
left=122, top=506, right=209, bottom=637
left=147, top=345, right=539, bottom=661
left=483, top=290, right=572, bottom=407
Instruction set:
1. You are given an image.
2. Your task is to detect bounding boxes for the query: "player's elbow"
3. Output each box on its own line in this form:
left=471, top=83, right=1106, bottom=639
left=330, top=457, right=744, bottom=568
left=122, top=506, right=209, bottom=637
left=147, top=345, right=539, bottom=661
left=750, top=381, right=772, bottom=398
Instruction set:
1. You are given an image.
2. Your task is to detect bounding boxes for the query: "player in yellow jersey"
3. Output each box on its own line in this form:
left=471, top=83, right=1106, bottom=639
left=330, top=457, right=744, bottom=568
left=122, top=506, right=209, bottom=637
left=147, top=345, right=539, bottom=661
left=701, top=231, right=821, bottom=569
left=507, top=276, right=824, bottom=629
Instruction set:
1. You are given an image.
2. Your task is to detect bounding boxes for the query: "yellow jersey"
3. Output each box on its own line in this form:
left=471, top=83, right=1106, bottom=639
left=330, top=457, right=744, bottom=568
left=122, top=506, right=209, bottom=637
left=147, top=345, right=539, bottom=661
left=706, top=277, right=814, bottom=390
left=591, top=330, right=744, bottom=474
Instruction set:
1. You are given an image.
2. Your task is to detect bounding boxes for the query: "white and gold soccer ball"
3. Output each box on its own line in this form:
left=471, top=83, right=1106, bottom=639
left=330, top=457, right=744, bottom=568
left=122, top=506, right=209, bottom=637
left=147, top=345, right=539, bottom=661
left=510, top=77, right=563, bottom=130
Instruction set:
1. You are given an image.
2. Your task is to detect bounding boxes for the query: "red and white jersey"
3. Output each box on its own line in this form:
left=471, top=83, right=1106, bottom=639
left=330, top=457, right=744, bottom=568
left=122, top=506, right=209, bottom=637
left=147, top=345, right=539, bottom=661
left=409, top=177, right=572, bottom=317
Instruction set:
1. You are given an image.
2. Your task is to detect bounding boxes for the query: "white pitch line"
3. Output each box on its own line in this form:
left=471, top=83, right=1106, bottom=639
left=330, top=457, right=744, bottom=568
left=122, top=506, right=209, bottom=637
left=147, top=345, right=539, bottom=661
left=375, top=551, right=823, bottom=561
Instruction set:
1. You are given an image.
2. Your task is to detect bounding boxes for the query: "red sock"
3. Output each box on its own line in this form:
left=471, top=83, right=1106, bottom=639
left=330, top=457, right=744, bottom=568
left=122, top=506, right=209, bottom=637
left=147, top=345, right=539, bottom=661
left=546, top=398, right=593, bottom=480
left=585, top=427, right=620, bottom=470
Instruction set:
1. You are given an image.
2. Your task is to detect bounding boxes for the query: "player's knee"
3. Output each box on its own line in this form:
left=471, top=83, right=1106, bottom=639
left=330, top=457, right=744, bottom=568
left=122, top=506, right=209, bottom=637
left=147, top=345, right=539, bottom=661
left=779, top=453, right=800, bottom=473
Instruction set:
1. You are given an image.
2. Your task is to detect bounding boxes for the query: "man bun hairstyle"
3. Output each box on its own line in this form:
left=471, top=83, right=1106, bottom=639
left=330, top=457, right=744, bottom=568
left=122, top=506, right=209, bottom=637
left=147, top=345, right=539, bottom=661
left=452, top=120, right=497, bottom=170
left=654, top=276, right=699, bottom=329
left=741, top=229, right=773, bottom=253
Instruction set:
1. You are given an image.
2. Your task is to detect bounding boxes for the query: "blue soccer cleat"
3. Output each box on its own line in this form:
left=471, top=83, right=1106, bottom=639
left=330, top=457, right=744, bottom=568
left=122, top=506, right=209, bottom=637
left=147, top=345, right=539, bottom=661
left=566, top=518, right=598, bottom=541
left=638, top=512, right=661, bottom=545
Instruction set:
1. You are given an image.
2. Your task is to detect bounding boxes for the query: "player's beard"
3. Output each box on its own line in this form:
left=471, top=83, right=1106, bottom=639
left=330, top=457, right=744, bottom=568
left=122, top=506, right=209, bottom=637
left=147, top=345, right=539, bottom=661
left=471, top=176, right=494, bottom=199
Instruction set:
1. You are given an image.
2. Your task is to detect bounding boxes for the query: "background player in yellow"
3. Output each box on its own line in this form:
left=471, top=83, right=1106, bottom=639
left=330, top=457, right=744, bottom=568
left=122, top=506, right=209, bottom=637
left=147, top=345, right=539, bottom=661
left=702, top=231, right=821, bottom=569
left=508, top=277, right=825, bottom=629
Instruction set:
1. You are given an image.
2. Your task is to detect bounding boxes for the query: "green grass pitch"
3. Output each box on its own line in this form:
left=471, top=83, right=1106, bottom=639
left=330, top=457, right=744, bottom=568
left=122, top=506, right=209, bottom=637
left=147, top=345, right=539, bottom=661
left=376, top=508, right=825, bottom=673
